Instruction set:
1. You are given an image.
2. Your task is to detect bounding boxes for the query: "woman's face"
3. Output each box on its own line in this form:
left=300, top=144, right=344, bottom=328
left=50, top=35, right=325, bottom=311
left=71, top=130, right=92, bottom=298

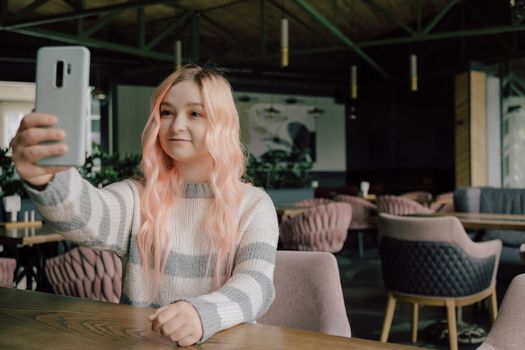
left=158, top=80, right=212, bottom=166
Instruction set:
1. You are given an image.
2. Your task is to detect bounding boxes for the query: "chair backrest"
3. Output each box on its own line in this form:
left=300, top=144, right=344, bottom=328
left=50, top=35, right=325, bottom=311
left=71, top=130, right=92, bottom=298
left=0, top=258, right=16, bottom=288
left=377, top=195, right=433, bottom=215
left=400, top=191, right=433, bottom=204
left=334, top=194, right=377, bottom=230
left=430, top=192, right=455, bottom=212
left=294, top=198, right=333, bottom=207
left=378, top=214, right=502, bottom=297
left=279, top=202, right=352, bottom=253
left=258, top=251, right=351, bottom=337
left=477, top=274, right=525, bottom=350
left=45, top=246, right=122, bottom=303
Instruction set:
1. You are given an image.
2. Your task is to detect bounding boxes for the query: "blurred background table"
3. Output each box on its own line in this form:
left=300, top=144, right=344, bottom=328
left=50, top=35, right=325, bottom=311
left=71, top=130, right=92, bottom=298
left=410, top=212, right=525, bottom=230
left=0, top=223, right=64, bottom=291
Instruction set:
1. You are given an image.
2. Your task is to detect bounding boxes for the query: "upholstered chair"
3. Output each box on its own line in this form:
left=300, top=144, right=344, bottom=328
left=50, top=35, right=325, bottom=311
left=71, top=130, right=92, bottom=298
left=400, top=191, right=433, bottom=206
left=477, top=274, right=525, bottom=350
left=377, top=195, right=433, bottom=216
left=334, top=194, right=378, bottom=257
left=279, top=202, right=352, bottom=253
left=430, top=192, right=455, bottom=212
left=294, top=198, right=333, bottom=207
left=45, top=246, right=122, bottom=303
left=378, top=214, right=501, bottom=350
left=258, top=251, right=351, bottom=337
left=0, top=258, right=16, bottom=288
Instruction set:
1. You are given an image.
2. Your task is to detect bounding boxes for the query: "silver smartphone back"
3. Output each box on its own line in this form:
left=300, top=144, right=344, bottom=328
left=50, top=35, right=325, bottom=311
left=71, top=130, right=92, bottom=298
left=35, top=46, right=90, bottom=167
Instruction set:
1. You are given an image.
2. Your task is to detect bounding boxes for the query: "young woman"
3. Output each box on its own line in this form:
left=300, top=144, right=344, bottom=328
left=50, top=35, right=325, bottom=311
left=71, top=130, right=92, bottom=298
left=10, top=65, right=279, bottom=346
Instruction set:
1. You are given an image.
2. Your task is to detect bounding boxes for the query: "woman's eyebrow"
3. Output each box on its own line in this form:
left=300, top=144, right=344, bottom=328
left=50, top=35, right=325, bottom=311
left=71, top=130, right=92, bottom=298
left=186, top=102, right=204, bottom=108
left=160, top=101, right=173, bottom=108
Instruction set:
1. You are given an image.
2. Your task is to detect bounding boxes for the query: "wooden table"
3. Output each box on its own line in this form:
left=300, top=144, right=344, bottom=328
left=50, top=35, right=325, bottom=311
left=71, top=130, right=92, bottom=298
left=410, top=211, right=525, bottom=230
left=0, top=288, right=426, bottom=350
left=0, top=224, right=64, bottom=246
left=0, top=224, right=64, bottom=291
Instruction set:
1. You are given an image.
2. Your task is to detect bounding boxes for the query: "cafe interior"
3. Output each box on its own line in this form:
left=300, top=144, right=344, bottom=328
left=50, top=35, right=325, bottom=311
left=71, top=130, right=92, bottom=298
left=1, top=1, right=525, bottom=349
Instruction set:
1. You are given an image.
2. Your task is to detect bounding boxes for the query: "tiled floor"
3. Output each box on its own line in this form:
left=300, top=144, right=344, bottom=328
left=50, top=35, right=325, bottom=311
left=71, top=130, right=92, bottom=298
left=335, top=236, right=493, bottom=350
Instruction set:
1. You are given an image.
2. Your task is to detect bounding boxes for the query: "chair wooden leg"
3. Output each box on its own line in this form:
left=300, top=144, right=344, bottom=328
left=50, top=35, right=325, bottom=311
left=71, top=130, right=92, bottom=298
left=489, top=290, right=498, bottom=323
left=446, top=299, right=458, bottom=350
left=380, top=292, right=396, bottom=342
left=411, top=302, right=419, bottom=344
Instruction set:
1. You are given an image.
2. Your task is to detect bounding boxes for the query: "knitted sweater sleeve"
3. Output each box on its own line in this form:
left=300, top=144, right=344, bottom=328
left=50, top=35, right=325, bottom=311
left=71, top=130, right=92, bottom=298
left=23, top=168, right=137, bottom=257
left=183, top=189, right=279, bottom=342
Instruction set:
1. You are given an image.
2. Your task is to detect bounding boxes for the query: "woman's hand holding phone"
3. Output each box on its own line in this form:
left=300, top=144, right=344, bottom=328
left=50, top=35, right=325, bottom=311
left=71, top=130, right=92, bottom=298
left=11, top=113, right=70, bottom=187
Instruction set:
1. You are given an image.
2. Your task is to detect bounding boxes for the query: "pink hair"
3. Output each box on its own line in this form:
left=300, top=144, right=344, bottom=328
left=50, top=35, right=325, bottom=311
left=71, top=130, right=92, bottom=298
left=138, top=65, right=245, bottom=292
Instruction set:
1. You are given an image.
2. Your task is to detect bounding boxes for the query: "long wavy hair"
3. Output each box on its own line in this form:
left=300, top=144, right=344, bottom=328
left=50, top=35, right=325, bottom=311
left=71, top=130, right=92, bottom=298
left=138, top=65, right=245, bottom=291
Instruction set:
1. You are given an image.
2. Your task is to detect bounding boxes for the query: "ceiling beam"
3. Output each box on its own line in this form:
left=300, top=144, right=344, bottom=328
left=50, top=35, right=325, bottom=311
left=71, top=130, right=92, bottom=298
left=362, top=0, right=416, bottom=36
left=0, top=1, right=8, bottom=22
left=1, top=0, right=177, bottom=30
left=465, top=2, right=513, bottom=54
left=201, top=13, right=237, bottom=43
left=62, top=0, right=79, bottom=11
left=360, top=24, right=525, bottom=48
left=229, top=21, right=525, bottom=64
left=422, top=0, right=460, bottom=35
left=7, top=27, right=174, bottom=62
left=11, top=0, right=49, bottom=20
left=137, top=7, right=145, bottom=49
left=293, top=0, right=389, bottom=78
left=191, top=12, right=200, bottom=60
left=145, top=11, right=192, bottom=50
left=416, top=0, right=423, bottom=32
left=267, top=0, right=317, bottom=35
left=202, top=0, right=251, bottom=13
left=81, top=9, right=123, bottom=38
left=76, top=0, right=85, bottom=35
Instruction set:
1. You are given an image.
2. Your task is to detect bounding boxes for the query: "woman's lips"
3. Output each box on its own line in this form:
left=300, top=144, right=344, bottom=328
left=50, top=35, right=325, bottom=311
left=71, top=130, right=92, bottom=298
left=169, top=138, right=190, bottom=142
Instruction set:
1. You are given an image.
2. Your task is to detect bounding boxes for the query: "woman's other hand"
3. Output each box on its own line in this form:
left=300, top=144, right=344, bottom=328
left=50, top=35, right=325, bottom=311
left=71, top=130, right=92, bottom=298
left=148, top=301, right=203, bottom=346
left=10, top=113, right=69, bottom=187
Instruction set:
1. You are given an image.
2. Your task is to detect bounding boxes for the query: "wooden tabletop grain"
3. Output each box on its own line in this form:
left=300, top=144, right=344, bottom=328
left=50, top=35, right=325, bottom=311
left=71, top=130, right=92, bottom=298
left=0, top=288, right=427, bottom=350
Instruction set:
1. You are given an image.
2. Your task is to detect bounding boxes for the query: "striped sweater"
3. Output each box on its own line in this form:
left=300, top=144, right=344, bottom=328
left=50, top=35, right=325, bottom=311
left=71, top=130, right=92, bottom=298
left=24, top=168, right=279, bottom=342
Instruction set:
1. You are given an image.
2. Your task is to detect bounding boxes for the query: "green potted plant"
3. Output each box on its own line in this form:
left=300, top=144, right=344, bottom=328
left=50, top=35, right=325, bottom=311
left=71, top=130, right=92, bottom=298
left=79, top=145, right=142, bottom=187
left=0, top=147, right=25, bottom=198
left=245, top=148, right=314, bottom=206
left=0, top=147, right=35, bottom=222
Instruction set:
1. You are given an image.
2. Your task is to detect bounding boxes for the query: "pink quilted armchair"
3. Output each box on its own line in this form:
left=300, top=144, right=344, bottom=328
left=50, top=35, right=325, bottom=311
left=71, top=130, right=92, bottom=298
left=334, top=194, right=377, bottom=257
left=430, top=192, right=455, bottom=212
left=0, top=258, right=16, bottom=288
left=45, top=246, right=122, bottom=303
left=477, top=274, right=525, bottom=350
left=377, top=195, right=433, bottom=216
left=258, top=251, right=351, bottom=337
left=400, top=191, right=433, bottom=206
left=279, top=202, right=352, bottom=253
left=294, top=198, right=333, bottom=207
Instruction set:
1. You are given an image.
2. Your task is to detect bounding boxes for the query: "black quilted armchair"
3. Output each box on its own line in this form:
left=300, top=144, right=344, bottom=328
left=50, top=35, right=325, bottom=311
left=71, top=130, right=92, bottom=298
left=377, top=214, right=502, bottom=350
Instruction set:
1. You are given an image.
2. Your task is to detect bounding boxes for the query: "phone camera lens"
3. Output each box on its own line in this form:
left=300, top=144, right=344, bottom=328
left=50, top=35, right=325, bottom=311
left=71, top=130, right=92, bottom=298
left=55, top=61, right=64, bottom=88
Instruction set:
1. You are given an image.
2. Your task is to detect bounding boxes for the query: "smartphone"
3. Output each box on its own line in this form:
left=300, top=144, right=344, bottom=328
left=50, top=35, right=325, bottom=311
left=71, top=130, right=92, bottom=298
left=35, top=46, right=90, bottom=167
